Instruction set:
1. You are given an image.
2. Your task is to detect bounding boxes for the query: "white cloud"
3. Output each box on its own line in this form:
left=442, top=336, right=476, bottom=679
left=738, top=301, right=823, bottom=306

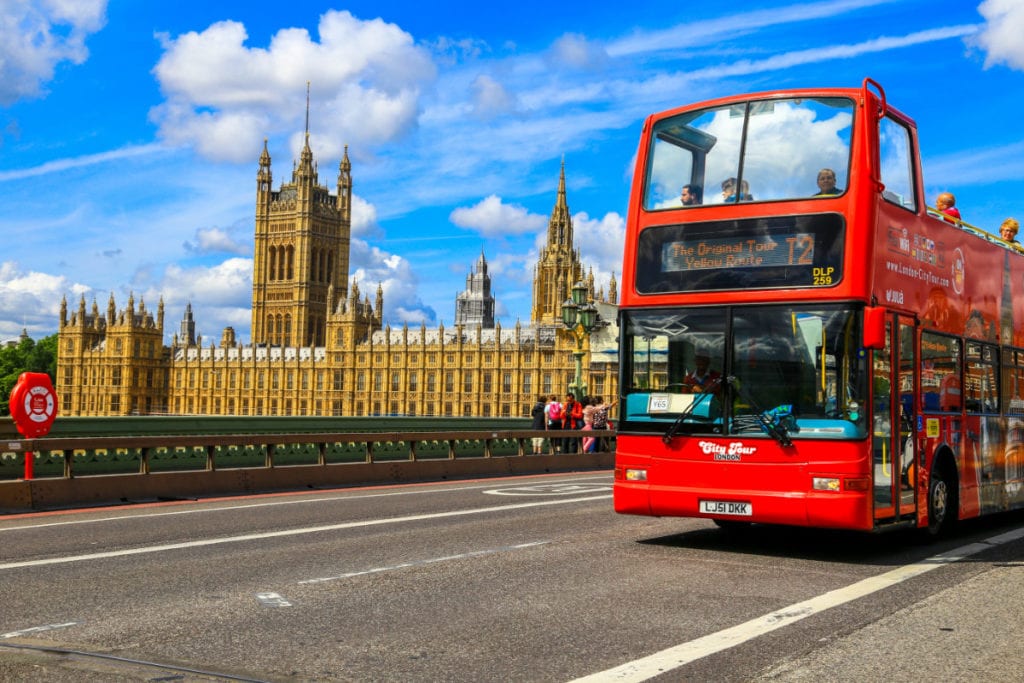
left=573, top=211, right=626, bottom=281
left=449, top=195, right=548, bottom=237
left=549, top=33, right=608, bottom=70
left=687, top=25, right=980, bottom=82
left=158, top=258, right=252, bottom=308
left=349, top=239, right=436, bottom=325
left=972, top=0, right=1024, bottom=70
left=0, top=261, right=86, bottom=338
left=0, top=0, right=107, bottom=105
left=0, top=143, right=167, bottom=182
left=471, top=75, right=515, bottom=118
left=144, top=258, right=253, bottom=342
left=150, top=11, right=437, bottom=162
left=351, top=194, right=381, bottom=239
left=924, top=140, right=1024, bottom=186
left=183, top=227, right=250, bottom=255
left=607, top=0, right=898, bottom=57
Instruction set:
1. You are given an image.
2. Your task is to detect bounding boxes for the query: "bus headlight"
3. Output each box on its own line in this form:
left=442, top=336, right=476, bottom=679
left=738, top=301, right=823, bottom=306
left=625, top=468, right=647, bottom=481
left=812, top=477, right=841, bottom=492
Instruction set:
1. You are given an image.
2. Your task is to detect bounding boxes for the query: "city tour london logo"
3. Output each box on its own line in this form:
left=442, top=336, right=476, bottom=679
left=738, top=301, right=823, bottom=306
left=698, top=440, right=758, bottom=461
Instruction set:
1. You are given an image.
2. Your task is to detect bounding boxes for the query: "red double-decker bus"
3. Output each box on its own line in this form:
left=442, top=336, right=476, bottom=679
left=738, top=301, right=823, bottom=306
left=613, top=79, right=1024, bottom=535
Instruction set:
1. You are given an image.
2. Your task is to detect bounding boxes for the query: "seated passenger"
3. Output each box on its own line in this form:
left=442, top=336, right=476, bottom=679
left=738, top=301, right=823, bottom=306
left=936, top=192, right=961, bottom=222
left=722, top=177, right=753, bottom=203
left=814, top=168, right=841, bottom=196
left=1000, top=217, right=1019, bottom=243
left=680, top=184, right=703, bottom=206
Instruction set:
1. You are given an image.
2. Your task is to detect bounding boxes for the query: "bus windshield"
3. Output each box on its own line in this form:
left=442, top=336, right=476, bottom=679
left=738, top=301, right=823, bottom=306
left=644, top=97, right=854, bottom=210
left=620, top=304, right=868, bottom=440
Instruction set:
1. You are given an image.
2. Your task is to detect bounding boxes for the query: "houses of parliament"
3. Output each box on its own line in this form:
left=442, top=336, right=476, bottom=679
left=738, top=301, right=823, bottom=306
left=55, top=130, right=619, bottom=418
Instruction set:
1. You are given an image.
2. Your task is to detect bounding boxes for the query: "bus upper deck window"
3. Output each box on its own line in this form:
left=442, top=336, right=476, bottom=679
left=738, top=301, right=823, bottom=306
left=643, top=97, right=854, bottom=210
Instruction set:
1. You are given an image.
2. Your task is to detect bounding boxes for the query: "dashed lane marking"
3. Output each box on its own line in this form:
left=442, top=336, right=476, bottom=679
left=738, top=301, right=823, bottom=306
left=2, top=622, right=78, bottom=638
left=297, top=541, right=548, bottom=584
left=255, top=592, right=293, bottom=608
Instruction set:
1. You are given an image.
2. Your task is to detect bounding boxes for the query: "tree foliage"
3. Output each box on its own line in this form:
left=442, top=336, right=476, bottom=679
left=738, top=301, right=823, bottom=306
left=0, top=334, right=58, bottom=415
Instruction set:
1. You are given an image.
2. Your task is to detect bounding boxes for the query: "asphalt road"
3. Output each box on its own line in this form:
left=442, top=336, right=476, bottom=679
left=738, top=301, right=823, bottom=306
left=1, top=470, right=1023, bottom=682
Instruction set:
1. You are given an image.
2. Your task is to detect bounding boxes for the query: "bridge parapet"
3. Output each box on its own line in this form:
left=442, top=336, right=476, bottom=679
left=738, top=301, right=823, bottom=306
left=0, top=429, right=615, bottom=513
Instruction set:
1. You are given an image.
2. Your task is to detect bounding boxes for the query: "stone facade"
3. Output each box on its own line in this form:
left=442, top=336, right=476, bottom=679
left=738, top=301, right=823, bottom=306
left=56, top=139, right=618, bottom=418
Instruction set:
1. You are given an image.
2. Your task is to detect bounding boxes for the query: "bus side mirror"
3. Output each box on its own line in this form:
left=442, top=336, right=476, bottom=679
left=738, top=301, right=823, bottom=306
left=863, top=306, right=886, bottom=350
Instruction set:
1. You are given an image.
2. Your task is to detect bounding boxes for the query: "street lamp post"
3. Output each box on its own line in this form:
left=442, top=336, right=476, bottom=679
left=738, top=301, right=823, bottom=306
left=561, top=281, right=600, bottom=399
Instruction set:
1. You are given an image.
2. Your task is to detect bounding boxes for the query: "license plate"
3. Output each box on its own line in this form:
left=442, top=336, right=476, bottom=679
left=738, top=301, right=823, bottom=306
left=699, top=500, right=752, bottom=516
left=649, top=394, right=670, bottom=412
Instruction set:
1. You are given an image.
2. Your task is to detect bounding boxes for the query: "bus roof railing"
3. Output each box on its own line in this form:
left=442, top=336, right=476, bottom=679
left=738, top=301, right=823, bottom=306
left=925, top=206, right=1024, bottom=253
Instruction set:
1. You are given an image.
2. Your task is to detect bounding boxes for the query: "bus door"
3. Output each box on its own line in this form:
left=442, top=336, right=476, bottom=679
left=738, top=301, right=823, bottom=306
left=873, top=314, right=918, bottom=524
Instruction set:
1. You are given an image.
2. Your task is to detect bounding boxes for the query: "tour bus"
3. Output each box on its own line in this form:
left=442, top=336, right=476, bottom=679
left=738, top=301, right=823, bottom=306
left=613, top=78, right=1024, bottom=535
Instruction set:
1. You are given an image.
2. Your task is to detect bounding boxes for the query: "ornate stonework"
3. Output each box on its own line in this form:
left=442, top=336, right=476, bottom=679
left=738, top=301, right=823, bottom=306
left=56, top=141, right=618, bottom=418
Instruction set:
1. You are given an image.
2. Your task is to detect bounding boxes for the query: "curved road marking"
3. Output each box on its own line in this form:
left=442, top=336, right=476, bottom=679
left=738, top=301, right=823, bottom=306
left=570, top=526, right=1024, bottom=682
left=484, top=484, right=612, bottom=496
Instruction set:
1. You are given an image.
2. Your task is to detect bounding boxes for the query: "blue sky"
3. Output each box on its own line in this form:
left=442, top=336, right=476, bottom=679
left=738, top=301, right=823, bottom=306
left=1, top=0, right=1022, bottom=343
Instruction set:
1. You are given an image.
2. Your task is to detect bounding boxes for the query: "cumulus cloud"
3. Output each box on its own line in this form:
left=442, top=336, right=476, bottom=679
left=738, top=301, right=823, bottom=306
left=0, top=0, right=107, bottom=106
left=183, top=227, right=250, bottom=255
left=136, top=258, right=254, bottom=342
left=972, top=0, right=1024, bottom=70
left=449, top=195, right=548, bottom=238
left=150, top=10, right=437, bottom=162
left=351, top=194, right=381, bottom=239
left=158, top=258, right=252, bottom=308
left=0, top=261, right=87, bottom=338
left=349, top=239, right=436, bottom=325
left=573, top=211, right=626, bottom=273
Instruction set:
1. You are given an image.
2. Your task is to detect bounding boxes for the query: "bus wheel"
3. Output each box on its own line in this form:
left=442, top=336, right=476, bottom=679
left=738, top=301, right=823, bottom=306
left=927, top=464, right=956, bottom=537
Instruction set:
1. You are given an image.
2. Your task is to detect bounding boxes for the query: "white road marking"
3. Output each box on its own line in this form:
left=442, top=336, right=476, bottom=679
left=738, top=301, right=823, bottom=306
left=0, top=474, right=612, bottom=532
left=255, top=592, right=293, bottom=608
left=298, top=541, right=548, bottom=584
left=2, top=622, right=78, bottom=638
left=0, top=495, right=610, bottom=570
left=570, top=526, right=1024, bottom=682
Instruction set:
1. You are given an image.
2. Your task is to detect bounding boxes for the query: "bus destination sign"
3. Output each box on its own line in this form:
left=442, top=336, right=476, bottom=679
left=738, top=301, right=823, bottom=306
left=662, top=233, right=815, bottom=272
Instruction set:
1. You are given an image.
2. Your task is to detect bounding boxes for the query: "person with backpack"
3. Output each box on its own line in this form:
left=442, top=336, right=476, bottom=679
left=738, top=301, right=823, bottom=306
left=545, top=394, right=562, bottom=453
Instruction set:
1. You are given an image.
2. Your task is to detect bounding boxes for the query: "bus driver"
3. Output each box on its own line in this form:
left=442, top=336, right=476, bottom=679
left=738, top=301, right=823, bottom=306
left=683, top=353, right=721, bottom=393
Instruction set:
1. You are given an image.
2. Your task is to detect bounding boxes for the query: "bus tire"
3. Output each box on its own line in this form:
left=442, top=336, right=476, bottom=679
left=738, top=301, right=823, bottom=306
left=926, top=460, right=957, bottom=537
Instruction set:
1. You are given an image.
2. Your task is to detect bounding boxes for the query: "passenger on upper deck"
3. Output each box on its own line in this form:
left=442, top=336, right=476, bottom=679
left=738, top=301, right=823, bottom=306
left=936, top=192, right=961, bottom=222
left=1000, top=217, right=1020, bottom=243
left=722, top=177, right=752, bottom=203
left=680, top=184, right=703, bottom=206
left=814, top=168, right=841, bottom=196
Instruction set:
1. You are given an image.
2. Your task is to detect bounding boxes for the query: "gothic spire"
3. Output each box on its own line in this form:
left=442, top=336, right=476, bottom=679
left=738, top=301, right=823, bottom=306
left=546, top=158, right=572, bottom=249
left=296, top=82, right=315, bottom=182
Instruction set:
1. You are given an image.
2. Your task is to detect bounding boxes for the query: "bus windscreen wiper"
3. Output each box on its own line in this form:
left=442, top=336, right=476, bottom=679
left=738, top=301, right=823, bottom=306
left=662, top=376, right=723, bottom=445
left=725, top=376, right=793, bottom=447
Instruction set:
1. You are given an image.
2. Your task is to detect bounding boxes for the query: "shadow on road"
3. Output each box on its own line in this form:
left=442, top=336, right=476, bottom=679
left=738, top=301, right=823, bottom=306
left=635, top=508, right=1024, bottom=566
